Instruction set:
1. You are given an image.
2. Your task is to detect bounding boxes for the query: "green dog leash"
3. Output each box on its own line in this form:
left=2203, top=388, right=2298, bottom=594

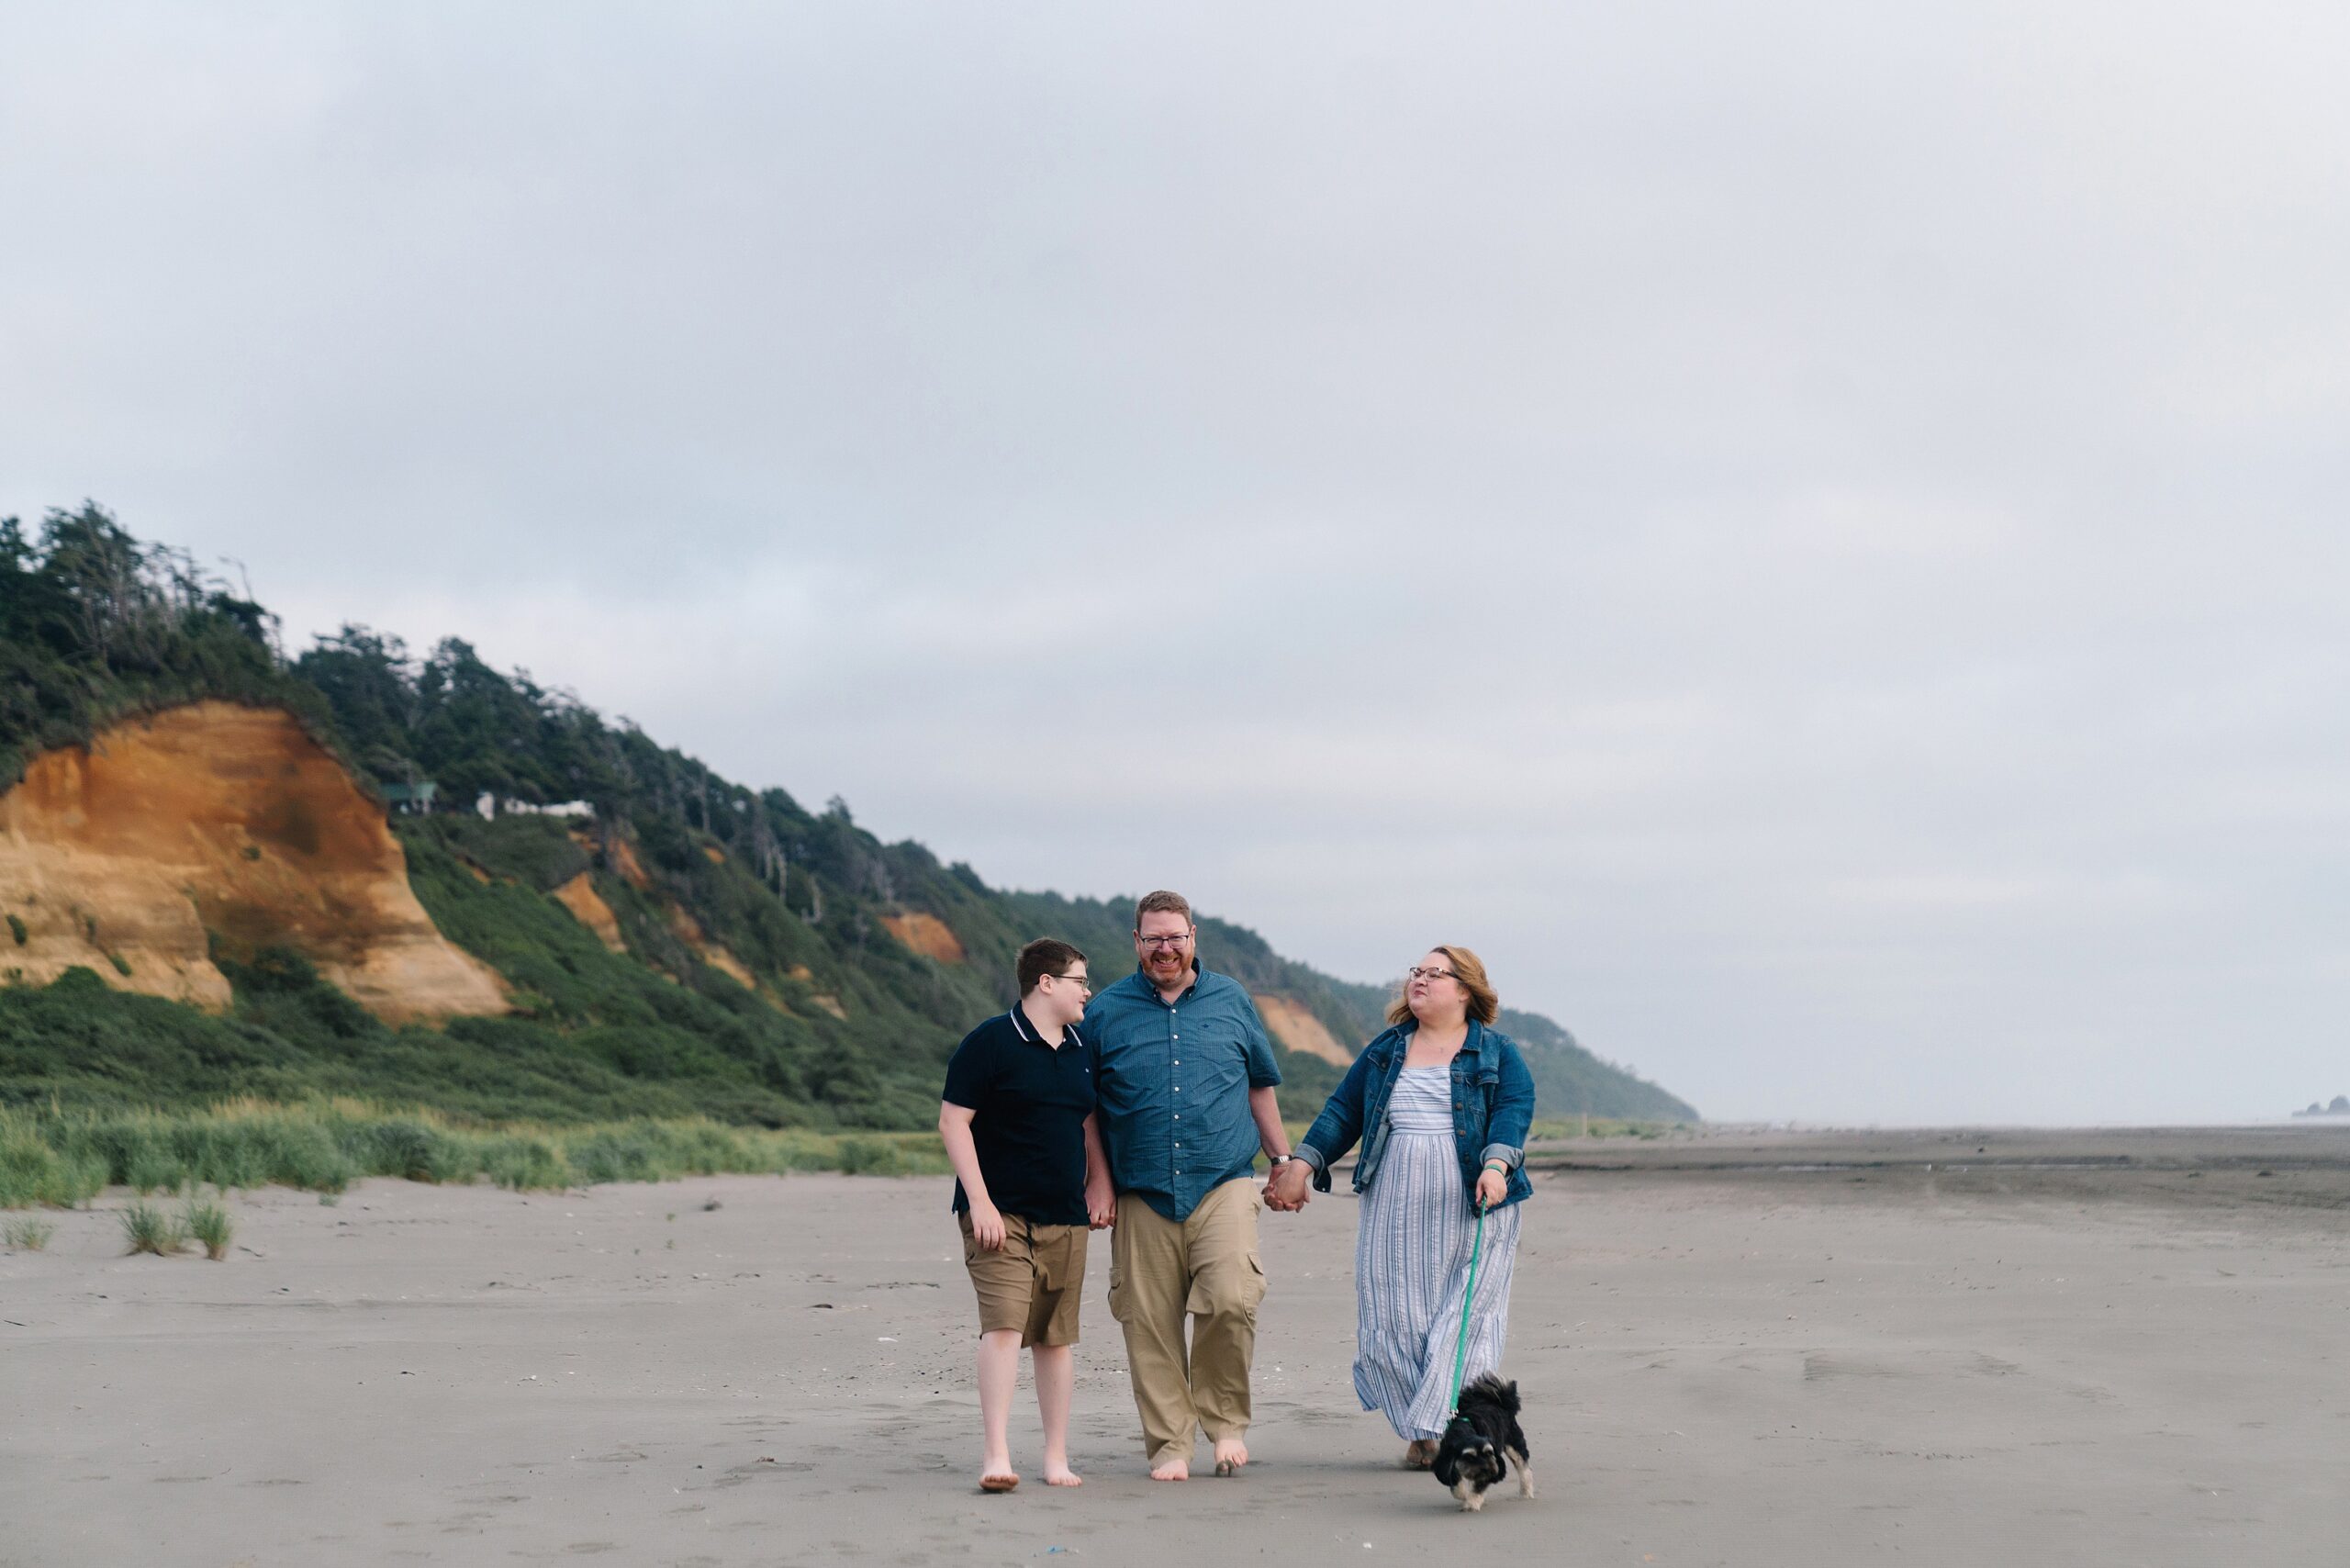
left=1444, top=1202, right=1489, bottom=1417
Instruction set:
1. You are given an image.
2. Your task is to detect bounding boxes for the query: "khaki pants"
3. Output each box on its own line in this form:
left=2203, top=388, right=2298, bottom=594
left=1108, top=1176, right=1267, bottom=1464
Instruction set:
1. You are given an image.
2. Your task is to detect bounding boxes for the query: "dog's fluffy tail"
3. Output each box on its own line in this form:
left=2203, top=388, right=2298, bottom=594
left=1460, top=1373, right=1519, bottom=1414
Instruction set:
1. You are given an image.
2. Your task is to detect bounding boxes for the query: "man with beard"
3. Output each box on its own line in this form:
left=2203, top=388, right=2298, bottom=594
left=1086, top=890, right=1304, bottom=1480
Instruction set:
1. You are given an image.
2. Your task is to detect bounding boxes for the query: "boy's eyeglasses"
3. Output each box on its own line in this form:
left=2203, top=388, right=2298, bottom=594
left=1047, top=972, right=1093, bottom=990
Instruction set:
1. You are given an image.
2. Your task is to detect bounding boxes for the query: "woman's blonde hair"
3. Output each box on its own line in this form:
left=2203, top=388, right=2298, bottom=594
left=1387, top=944, right=1499, bottom=1027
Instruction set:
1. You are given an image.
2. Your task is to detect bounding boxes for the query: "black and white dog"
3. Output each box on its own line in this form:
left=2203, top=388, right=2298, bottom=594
left=1430, top=1374, right=1534, bottom=1511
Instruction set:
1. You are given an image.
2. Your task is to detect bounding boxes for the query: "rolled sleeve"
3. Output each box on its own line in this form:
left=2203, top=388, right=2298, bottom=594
left=1480, top=1141, right=1522, bottom=1170
left=1242, top=1014, right=1281, bottom=1089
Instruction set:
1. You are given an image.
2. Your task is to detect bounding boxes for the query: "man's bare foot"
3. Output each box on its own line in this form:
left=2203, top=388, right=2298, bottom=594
left=1042, top=1462, right=1082, bottom=1487
left=1149, top=1455, right=1190, bottom=1482
left=1403, top=1439, right=1438, bottom=1470
left=1213, top=1437, right=1248, bottom=1475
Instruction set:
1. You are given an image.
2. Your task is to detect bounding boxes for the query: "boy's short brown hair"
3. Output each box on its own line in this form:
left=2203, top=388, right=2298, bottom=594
left=1133, top=890, right=1193, bottom=929
left=1016, top=937, right=1087, bottom=995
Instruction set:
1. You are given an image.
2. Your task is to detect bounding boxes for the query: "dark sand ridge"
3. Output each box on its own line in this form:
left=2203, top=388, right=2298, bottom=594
left=1530, top=1124, right=2350, bottom=1214
left=4, top=1128, right=2347, bottom=1566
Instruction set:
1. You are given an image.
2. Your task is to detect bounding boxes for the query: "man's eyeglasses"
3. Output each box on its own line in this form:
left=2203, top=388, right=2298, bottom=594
left=1406, top=966, right=1460, bottom=982
left=1136, top=932, right=1194, bottom=950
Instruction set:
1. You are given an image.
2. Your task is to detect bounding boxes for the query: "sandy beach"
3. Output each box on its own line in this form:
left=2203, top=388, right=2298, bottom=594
left=6, top=1127, right=2348, bottom=1567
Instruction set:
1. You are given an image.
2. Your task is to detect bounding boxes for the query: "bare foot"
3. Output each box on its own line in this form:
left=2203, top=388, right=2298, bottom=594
left=1149, top=1455, right=1190, bottom=1482
left=1403, top=1439, right=1438, bottom=1470
left=1043, top=1464, right=1082, bottom=1487
left=979, top=1470, right=1019, bottom=1493
left=1213, top=1437, right=1248, bottom=1475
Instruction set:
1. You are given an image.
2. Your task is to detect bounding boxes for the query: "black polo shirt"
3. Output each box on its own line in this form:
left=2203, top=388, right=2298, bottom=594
left=942, top=1002, right=1099, bottom=1227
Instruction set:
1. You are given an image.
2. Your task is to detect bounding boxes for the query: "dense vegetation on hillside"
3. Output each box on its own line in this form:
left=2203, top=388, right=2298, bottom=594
left=0, top=505, right=312, bottom=789
left=0, top=505, right=1698, bottom=1134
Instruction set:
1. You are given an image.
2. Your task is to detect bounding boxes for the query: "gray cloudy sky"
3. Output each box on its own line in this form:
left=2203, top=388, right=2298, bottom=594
left=6, top=3, right=2345, bottom=1125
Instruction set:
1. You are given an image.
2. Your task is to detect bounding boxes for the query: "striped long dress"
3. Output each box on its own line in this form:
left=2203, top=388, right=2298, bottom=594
left=1352, top=1065, right=1523, bottom=1440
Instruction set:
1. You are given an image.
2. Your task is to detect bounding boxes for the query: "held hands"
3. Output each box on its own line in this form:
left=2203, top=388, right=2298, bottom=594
left=969, top=1199, right=1008, bottom=1251
left=1086, top=1174, right=1116, bottom=1230
left=1262, top=1158, right=1313, bottom=1213
left=1474, top=1165, right=1508, bottom=1212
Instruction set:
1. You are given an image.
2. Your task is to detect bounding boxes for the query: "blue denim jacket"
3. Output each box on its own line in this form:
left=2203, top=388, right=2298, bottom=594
left=1294, top=1017, right=1535, bottom=1212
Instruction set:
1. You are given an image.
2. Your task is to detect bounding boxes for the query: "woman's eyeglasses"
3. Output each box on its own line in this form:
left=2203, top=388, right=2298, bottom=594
left=1405, top=966, right=1459, bottom=982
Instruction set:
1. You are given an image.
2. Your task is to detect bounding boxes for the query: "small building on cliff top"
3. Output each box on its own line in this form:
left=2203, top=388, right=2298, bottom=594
left=379, top=781, right=439, bottom=814
left=473, top=792, right=593, bottom=821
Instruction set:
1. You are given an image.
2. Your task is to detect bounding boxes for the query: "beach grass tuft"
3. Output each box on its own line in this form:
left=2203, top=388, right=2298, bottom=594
left=4, top=1215, right=56, bottom=1250
left=120, top=1200, right=187, bottom=1255
left=184, top=1198, right=233, bottom=1260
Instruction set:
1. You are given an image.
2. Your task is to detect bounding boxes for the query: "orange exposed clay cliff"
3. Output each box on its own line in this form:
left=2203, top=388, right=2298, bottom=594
left=553, top=872, right=627, bottom=954
left=0, top=702, right=509, bottom=1023
left=1253, top=993, right=1357, bottom=1067
left=606, top=835, right=652, bottom=890
left=786, top=964, right=849, bottom=1019
left=881, top=912, right=966, bottom=964
left=665, top=904, right=760, bottom=991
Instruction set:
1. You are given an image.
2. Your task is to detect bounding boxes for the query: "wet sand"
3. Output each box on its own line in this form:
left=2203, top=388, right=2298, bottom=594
left=5, top=1127, right=2348, bottom=1566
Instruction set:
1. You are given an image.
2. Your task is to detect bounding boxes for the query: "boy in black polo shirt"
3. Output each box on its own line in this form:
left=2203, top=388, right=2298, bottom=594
left=938, top=937, right=1112, bottom=1493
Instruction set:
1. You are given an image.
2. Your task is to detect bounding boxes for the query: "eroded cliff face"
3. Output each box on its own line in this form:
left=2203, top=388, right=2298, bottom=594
left=1253, top=993, right=1357, bottom=1067
left=881, top=912, right=966, bottom=964
left=553, top=872, right=627, bottom=954
left=0, top=701, right=509, bottom=1023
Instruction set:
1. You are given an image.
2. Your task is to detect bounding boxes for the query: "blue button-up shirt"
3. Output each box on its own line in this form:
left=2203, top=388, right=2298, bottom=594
left=1086, top=966, right=1281, bottom=1222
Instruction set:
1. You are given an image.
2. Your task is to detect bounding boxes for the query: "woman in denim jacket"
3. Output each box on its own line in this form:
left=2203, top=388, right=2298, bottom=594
left=1266, top=946, right=1535, bottom=1467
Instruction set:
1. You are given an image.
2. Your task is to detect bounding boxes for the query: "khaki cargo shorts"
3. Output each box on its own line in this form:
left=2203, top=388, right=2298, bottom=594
left=959, top=1210, right=1088, bottom=1348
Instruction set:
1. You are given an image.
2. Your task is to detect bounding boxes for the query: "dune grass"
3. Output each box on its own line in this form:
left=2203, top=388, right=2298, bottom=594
left=0, top=1117, right=109, bottom=1208
left=119, top=1200, right=186, bottom=1255
left=0, top=1099, right=948, bottom=1205
left=184, top=1197, right=233, bottom=1260
left=3, top=1215, right=54, bottom=1249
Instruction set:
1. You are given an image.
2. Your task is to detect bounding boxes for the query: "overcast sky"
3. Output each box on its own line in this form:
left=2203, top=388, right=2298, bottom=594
left=6, top=3, right=2345, bottom=1125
